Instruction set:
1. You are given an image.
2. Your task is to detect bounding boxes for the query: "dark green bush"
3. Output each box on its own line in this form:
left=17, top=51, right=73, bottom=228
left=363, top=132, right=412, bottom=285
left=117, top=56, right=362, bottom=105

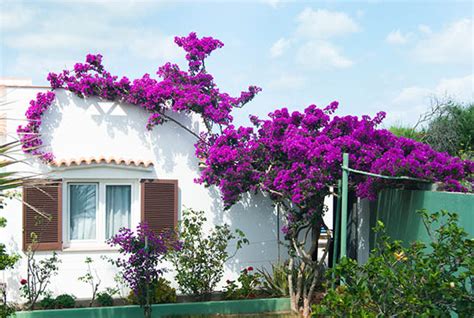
left=128, top=278, right=176, bottom=304
left=38, top=294, right=56, bottom=309
left=313, top=210, right=474, bottom=317
left=96, top=291, right=114, bottom=307
left=0, top=304, right=15, bottom=317
left=54, top=294, right=75, bottom=309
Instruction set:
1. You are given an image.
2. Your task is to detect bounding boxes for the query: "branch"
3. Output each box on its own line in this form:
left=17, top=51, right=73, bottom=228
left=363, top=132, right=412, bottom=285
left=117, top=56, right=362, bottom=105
left=159, top=112, right=207, bottom=143
left=259, top=183, right=284, bottom=197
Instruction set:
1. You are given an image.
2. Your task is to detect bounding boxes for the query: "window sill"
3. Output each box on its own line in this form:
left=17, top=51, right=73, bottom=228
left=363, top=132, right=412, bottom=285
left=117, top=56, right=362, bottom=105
left=61, top=245, right=119, bottom=253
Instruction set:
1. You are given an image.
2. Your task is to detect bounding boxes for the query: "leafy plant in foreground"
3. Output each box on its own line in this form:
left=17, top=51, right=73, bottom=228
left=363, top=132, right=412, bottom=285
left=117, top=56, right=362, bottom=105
left=96, top=291, right=114, bottom=307
left=313, top=210, right=474, bottom=317
left=167, top=208, right=248, bottom=298
left=54, top=294, right=75, bottom=309
left=108, top=222, right=180, bottom=318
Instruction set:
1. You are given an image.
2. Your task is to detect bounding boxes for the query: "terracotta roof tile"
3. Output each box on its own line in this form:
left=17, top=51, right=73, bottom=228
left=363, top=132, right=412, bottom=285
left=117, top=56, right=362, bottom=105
left=51, top=156, right=154, bottom=168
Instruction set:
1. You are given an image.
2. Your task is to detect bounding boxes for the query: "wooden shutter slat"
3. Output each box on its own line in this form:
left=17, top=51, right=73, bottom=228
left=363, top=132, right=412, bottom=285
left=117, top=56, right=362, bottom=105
left=141, top=179, right=178, bottom=233
left=23, top=181, right=62, bottom=251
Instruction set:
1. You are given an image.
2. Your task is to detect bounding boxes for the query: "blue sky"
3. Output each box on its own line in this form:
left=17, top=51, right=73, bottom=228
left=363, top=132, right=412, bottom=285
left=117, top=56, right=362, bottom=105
left=1, top=0, right=472, bottom=128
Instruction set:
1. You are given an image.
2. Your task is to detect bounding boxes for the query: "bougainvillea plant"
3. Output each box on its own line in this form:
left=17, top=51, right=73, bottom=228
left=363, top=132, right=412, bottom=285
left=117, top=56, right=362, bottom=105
left=195, top=103, right=474, bottom=316
left=107, top=223, right=181, bottom=317
left=16, top=31, right=474, bottom=317
left=17, top=32, right=261, bottom=162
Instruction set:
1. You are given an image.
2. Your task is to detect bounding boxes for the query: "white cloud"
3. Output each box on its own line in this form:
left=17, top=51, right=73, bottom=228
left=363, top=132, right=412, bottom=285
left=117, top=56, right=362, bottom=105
left=385, top=74, right=473, bottom=125
left=0, top=4, right=34, bottom=30
left=130, top=35, right=182, bottom=61
left=268, top=73, right=306, bottom=90
left=270, top=38, right=291, bottom=58
left=297, top=41, right=353, bottom=69
left=418, top=24, right=432, bottom=34
left=385, top=30, right=410, bottom=45
left=261, top=0, right=283, bottom=8
left=296, top=8, right=360, bottom=39
left=3, top=7, right=181, bottom=63
left=413, top=18, right=473, bottom=64
left=271, top=8, right=359, bottom=69
left=435, top=74, right=474, bottom=100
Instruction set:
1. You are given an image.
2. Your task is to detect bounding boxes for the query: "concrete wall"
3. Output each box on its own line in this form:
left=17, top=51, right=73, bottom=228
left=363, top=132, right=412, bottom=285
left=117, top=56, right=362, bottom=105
left=0, top=87, right=333, bottom=303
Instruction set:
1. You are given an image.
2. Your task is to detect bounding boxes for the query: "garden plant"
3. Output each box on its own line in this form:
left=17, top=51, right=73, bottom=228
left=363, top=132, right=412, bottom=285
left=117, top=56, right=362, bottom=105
left=127, top=277, right=176, bottom=305
left=20, top=240, right=61, bottom=311
left=168, top=208, right=248, bottom=299
left=314, top=210, right=474, bottom=317
left=224, top=266, right=262, bottom=300
left=107, top=222, right=181, bottom=318
left=77, top=257, right=101, bottom=307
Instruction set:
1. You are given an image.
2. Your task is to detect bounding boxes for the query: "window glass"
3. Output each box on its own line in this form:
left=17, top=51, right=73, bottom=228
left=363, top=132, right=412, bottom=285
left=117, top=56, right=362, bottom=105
left=106, top=185, right=131, bottom=239
left=69, top=184, right=97, bottom=240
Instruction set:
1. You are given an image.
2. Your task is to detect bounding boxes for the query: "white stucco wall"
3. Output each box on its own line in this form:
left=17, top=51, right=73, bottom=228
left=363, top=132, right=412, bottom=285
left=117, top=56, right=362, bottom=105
left=0, top=86, right=333, bottom=303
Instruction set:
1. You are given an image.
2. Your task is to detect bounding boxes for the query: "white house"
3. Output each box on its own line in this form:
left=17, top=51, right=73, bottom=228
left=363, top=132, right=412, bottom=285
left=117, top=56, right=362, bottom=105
left=0, top=79, right=333, bottom=303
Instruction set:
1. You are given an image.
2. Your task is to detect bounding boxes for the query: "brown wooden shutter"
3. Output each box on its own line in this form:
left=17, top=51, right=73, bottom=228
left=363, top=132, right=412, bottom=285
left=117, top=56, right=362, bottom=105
left=141, top=179, right=178, bottom=233
left=23, top=181, right=62, bottom=251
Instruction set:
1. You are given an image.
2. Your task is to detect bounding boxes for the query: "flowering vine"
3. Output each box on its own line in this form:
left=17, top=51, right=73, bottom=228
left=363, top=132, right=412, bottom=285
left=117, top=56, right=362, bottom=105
left=195, top=102, right=474, bottom=315
left=17, top=32, right=261, bottom=162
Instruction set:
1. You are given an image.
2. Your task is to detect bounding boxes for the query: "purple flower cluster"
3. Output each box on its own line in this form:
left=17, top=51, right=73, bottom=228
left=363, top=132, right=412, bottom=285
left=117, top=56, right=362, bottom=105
left=174, top=32, right=223, bottom=74
left=17, top=91, right=56, bottom=162
left=107, top=223, right=181, bottom=294
left=17, top=33, right=261, bottom=162
left=196, top=103, right=474, bottom=234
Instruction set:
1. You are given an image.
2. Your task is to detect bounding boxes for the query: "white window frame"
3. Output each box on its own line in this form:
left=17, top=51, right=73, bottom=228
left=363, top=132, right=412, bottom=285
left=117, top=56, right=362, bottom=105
left=63, top=179, right=140, bottom=250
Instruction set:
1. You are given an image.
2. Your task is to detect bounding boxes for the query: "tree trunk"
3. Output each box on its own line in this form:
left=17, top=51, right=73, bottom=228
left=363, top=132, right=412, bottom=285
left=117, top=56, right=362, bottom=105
left=302, top=298, right=311, bottom=318
left=288, top=258, right=298, bottom=313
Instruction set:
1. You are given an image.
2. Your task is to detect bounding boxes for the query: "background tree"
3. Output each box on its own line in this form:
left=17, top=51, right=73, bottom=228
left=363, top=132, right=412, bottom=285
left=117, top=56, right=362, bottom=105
left=390, top=98, right=473, bottom=160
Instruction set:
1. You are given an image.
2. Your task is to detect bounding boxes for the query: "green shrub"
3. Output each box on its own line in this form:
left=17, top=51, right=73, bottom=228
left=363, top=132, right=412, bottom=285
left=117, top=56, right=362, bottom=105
left=54, top=294, right=75, bottom=309
left=167, top=208, right=248, bottom=296
left=0, top=304, right=15, bottom=317
left=38, top=294, right=56, bottom=309
left=313, top=210, right=474, bottom=317
left=128, top=278, right=176, bottom=304
left=96, top=291, right=114, bottom=307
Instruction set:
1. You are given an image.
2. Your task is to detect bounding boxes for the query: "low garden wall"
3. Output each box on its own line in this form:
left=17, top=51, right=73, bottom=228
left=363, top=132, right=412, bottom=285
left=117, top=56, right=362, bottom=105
left=14, top=297, right=291, bottom=318
left=374, top=189, right=474, bottom=246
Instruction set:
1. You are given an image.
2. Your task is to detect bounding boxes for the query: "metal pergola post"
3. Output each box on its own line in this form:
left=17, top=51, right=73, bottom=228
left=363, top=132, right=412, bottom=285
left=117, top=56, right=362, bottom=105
left=340, top=153, right=349, bottom=259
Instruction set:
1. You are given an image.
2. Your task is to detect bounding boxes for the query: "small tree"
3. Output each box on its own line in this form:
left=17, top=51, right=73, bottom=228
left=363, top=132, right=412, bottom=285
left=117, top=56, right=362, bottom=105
left=77, top=257, right=101, bottom=307
left=108, top=223, right=180, bottom=318
left=167, top=208, right=248, bottom=298
left=20, top=233, right=61, bottom=310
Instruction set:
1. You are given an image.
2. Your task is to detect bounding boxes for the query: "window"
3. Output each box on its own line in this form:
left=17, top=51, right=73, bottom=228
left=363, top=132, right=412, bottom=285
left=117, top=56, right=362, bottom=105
left=69, top=183, right=97, bottom=240
left=23, top=179, right=177, bottom=251
left=66, top=181, right=134, bottom=246
left=105, top=185, right=131, bottom=239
